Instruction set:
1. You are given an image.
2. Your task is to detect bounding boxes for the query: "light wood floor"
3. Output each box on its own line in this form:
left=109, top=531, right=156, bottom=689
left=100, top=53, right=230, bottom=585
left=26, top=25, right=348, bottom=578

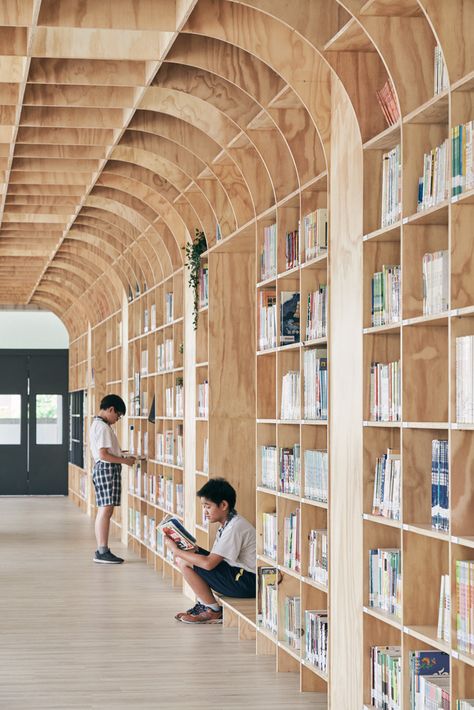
left=0, top=497, right=327, bottom=709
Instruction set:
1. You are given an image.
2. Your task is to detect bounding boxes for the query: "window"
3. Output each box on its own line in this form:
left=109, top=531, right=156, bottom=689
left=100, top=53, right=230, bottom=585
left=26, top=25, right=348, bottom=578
left=0, top=395, right=21, bottom=445
left=36, top=394, right=62, bottom=445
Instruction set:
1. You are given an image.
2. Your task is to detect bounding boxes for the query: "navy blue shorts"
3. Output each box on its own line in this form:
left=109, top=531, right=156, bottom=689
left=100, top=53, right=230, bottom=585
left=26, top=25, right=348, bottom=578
left=194, top=549, right=256, bottom=598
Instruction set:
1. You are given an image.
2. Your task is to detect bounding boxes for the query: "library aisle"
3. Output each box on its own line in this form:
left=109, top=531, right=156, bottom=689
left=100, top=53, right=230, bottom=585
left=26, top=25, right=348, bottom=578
left=0, top=497, right=326, bottom=710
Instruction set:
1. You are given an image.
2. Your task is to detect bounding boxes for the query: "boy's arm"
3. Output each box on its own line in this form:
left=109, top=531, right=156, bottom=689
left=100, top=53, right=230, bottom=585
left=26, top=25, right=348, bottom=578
left=165, top=538, right=223, bottom=570
left=99, top=447, right=135, bottom=466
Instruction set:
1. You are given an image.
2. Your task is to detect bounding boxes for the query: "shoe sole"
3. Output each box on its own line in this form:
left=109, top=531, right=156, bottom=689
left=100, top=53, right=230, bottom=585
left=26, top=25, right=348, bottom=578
left=179, top=617, right=223, bottom=624
left=93, top=558, right=123, bottom=564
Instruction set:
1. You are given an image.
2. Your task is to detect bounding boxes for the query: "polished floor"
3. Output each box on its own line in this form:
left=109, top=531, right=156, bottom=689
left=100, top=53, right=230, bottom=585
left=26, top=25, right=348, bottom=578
left=0, top=497, right=326, bottom=709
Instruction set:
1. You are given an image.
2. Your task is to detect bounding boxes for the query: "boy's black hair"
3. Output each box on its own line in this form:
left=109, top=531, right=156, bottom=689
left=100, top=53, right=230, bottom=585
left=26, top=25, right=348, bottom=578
left=197, top=477, right=236, bottom=513
left=100, top=394, right=126, bottom=416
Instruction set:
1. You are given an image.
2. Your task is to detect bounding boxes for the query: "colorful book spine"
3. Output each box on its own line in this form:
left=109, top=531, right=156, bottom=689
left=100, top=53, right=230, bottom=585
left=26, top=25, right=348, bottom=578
left=262, top=512, right=277, bottom=560
left=371, top=265, right=401, bottom=326
left=302, top=208, right=328, bottom=261
left=456, top=559, right=474, bottom=654
left=370, top=645, right=401, bottom=710
left=437, top=573, right=451, bottom=643
left=409, top=650, right=450, bottom=709
left=431, top=439, right=449, bottom=532
left=260, top=223, right=277, bottom=280
left=417, top=139, right=450, bottom=211
left=257, top=567, right=278, bottom=635
left=434, top=45, right=449, bottom=95
left=368, top=548, right=402, bottom=618
left=381, top=145, right=401, bottom=228
left=305, top=610, right=328, bottom=673
left=199, top=264, right=209, bottom=307
left=279, top=444, right=301, bottom=495
left=197, top=380, right=209, bottom=418
left=306, top=286, right=327, bottom=340
left=371, top=449, right=401, bottom=521
left=284, top=596, right=302, bottom=650
left=456, top=336, right=474, bottom=423
left=260, top=445, right=278, bottom=490
left=258, top=288, right=277, bottom=350
left=369, top=360, right=401, bottom=422
left=280, top=370, right=301, bottom=420
left=165, top=292, right=173, bottom=323
left=375, top=80, right=400, bottom=127
left=422, top=250, right=449, bottom=316
left=285, top=229, right=299, bottom=270
left=283, top=508, right=300, bottom=571
left=308, top=529, right=328, bottom=586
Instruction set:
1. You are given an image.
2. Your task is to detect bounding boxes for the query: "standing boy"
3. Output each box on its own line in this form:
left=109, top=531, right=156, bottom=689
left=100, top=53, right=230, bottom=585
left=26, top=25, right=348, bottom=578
left=165, top=478, right=256, bottom=623
left=90, top=394, right=135, bottom=564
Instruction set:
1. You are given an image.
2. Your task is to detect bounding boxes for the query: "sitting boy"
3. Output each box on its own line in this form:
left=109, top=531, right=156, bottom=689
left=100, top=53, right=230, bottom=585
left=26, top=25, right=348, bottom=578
left=164, top=477, right=256, bottom=624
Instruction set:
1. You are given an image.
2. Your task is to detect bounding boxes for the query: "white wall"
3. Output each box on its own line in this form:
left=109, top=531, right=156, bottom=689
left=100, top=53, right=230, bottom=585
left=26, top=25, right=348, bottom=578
left=0, top=311, right=69, bottom=349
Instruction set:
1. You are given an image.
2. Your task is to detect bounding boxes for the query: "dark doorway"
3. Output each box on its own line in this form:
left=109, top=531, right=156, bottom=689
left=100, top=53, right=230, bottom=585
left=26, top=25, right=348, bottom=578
left=0, top=350, right=69, bottom=495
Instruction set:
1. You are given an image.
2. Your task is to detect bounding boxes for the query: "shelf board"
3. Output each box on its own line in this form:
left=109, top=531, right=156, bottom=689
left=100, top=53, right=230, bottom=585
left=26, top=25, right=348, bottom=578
left=279, top=564, right=301, bottom=581
left=324, top=17, right=374, bottom=52
left=451, top=70, right=474, bottom=92
left=257, top=486, right=277, bottom=496
left=363, top=420, right=401, bottom=428
left=402, top=421, right=450, bottom=430
left=257, top=553, right=278, bottom=566
left=301, top=253, right=328, bottom=270
left=257, top=419, right=277, bottom=424
left=452, top=649, right=474, bottom=667
left=196, top=361, right=208, bottom=368
left=451, top=535, right=474, bottom=549
left=363, top=322, right=401, bottom=334
left=403, top=624, right=450, bottom=653
left=303, top=337, right=327, bottom=347
left=278, top=640, right=302, bottom=664
left=404, top=201, right=449, bottom=226
left=301, top=497, right=328, bottom=510
left=363, top=221, right=401, bottom=242
left=267, top=84, right=301, bottom=110
left=363, top=513, right=402, bottom=529
left=301, top=575, right=328, bottom=593
left=256, top=275, right=277, bottom=289
left=363, top=606, right=402, bottom=630
left=301, top=658, right=329, bottom=682
left=452, top=305, right=474, bottom=319
left=257, top=625, right=277, bottom=644
left=402, top=523, right=449, bottom=541
left=149, top=460, right=184, bottom=471
left=195, top=470, right=209, bottom=478
left=452, top=187, right=474, bottom=206
left=403, top=90, right=449, bottom=124
left=360, top=0, right=423, bottom=17
left=363, top=121, right=401, bottom=151
left=278, top=264, right=300, bottom=280
left=402, top=312, right=449, bottom=327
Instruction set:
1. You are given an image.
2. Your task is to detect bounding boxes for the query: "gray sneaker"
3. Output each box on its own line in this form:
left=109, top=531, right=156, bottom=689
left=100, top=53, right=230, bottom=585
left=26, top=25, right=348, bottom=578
left=93, top=550, right=124, bottom=564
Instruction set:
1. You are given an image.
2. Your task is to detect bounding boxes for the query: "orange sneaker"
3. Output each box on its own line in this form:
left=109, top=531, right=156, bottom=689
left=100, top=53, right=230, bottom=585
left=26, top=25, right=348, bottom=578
left=174, top=602, right=207, bottom=621
left=179, top=605, right=223, bottom=624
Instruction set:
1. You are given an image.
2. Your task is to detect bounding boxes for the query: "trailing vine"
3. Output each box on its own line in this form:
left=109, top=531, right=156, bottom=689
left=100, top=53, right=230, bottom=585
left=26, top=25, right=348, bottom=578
left=184, top=228, right=207, bottom=330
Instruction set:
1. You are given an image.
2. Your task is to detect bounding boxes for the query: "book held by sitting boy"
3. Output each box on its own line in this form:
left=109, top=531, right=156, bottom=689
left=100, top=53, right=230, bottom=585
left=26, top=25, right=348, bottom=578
left=158, top=514, right=197, bottom=550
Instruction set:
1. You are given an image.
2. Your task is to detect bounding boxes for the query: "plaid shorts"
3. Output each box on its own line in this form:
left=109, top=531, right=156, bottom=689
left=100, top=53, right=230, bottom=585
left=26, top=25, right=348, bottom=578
left=92, top=461, right=122, bottom=507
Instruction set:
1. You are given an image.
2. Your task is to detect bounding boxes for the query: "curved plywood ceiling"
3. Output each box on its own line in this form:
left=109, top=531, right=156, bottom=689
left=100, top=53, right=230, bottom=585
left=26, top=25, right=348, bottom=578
left=0, top=0, right=465, bottom=334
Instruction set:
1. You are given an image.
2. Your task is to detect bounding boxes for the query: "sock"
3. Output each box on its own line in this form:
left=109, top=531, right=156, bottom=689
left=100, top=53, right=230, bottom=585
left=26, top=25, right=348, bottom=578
left=206, top=602, right=221, bottom=612
left=99, top=546, right=109, bottom=554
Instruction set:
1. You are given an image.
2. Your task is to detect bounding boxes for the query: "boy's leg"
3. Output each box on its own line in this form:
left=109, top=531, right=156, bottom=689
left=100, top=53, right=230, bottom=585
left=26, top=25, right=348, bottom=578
left=175, top=558, right=217, bottom=606
left=95, top=504, right=114, bottom=550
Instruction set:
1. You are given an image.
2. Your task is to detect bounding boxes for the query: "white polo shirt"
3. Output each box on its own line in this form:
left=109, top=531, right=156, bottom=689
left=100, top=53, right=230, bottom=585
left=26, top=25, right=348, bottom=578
left=211, top=514, right=256, bottom=573
left=90, top=417, right=122, bottom=463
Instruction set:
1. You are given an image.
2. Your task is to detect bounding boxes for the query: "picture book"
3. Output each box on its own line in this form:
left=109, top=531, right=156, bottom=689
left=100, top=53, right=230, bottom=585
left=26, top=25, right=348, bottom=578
left=157, top=514, right=197, bottom=551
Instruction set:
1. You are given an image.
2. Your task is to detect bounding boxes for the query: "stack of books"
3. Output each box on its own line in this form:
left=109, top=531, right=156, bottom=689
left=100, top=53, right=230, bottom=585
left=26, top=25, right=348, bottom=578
left=368, top=548, right=402, bottom=618
left=456, top=560, right=474, bottom=654
left=304, top=449, right=328, bottom=503
left=283, top=509, right=300, bottom=572
left=437, top=573, right=450, bottom=643
left=260, top=445, right=278, bottom=490
left=306, top=286, right=327, bottom=340
left=371, top=265, right=401, bottom=326
left=308, top=529, right=328, bottom=586
left=303, top=348, right=328, bottom=420
left=262, top=512, right=277, bottom=560
left=432, top=439, right=449, bottom=531
left=260, top=223, right=277, bottom=281
left=376, top=80, right=400, bottom=126
left=409, top=650, right=450, bottom=709
left=370, top=645, right=401, bottom=710
left=284, top=596, right=302, bottom=650
left=381, top=145, right=401, bottom=227
left=369, top=360, right=401, bottom=422
left=279, top=444, right=301, bottom=495
left=456, top=335, right=474, bottom=423
left=305, top=610, right=328, bottom=673
left=258, top=289, right=277, bottom=350
left=417, top=139, right=450, bottom=211
left=451, top=121, right=474, bottom=196
left=302, top=208, right=327, bottom=261
left=422, top=250, right=449, bottom=315
left=371, top=449, right=401, bottom=521
left=281, top=371, right=300, bottom=420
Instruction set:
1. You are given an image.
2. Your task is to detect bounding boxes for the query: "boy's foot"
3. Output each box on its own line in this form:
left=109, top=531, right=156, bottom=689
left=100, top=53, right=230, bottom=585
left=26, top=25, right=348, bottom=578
left=93, top=550, right=124, bottom=564
left=175, top=602, right=207, bottom=620
left=179, top=605, right=223, bottom=624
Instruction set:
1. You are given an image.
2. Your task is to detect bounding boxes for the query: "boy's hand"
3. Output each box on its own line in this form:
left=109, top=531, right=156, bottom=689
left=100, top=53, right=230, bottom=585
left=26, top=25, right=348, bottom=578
left=164, top=537, right=178, bottom=553
left=123, top=456, right=136, bottom=466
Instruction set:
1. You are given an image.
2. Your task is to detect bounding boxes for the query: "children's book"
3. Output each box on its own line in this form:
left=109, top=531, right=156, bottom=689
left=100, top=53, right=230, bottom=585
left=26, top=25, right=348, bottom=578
left=157, top=514, right=197, bottom=550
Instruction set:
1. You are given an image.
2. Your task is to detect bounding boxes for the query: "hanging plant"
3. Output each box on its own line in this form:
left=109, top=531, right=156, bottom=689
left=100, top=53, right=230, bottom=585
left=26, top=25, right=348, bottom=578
left=184, top=228, right=207, bottom=330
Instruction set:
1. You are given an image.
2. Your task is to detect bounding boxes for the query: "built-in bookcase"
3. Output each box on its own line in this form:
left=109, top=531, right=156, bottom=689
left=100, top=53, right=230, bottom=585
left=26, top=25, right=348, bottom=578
left=362, top=45, right=474, bottom=710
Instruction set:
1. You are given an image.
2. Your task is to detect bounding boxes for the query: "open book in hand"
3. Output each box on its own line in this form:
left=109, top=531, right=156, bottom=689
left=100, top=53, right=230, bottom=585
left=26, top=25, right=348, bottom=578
left=158, top=514, right=197, bottom=551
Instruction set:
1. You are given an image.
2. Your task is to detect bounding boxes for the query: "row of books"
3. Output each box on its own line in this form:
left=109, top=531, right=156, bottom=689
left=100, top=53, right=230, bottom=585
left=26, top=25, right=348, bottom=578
left=456, top=559, right=474, bottom=654
left=139, top=294, right=175, bottom=333
left=143, top=304, right=156, bottom=334
left=129, top=426, right=148, bottom=457
left=258, top=287, right=328, bottom=351
left=308, top=529, right=328, bottom=586
left=423, top=250, right=449, bottom=316
left=283, top=509, right=300, bottom=571
left=371, top=264, right=401, bottom=327
left=432, top=439, right=449, bottom=531
left=369, top=360, right=401, bottom=422
left=303, top=348, right=328, bottom=420
left=284, top=595, right=301, bottom=649
left=260, top=446, right=328, bottom=502
left=156, top=428, right=184, bottom=466
left=434, top=45, right=449, bottom=96
left=129, top=469, right=184, bottom=516
left=165, top=383, right=184, bottom=418
left=262, top=512, right=277, bottom=560
left=157, top=339, right=174, bottom=372
left=372, top=448, right=401, bottom=521
left=451, top=121, right=474, bottom=197
left=197, top=380, right=209, bottom=418
left=417, top=138, right=450, bottom=212
left=305, top=610, right=328, bottom=673
left=165, top=292, right=174, bottom=324
left=259, top=209, right=328, bottom=282
left=376, top=80, right=400, bottom=128
left=199, top=264, right=209, bottom=308
left=370, top=645, right=401, bottom=710
left=279, top=444, right=301, bottom=495
left=437, top=573, right=451, bottom=643
left=257, top=566, right=278, bottom=634
left=368, top=548, right=401, bottom=619
left=456, top=336, right=474, bottom=423
left=381, top=145, right=401, bottom=228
